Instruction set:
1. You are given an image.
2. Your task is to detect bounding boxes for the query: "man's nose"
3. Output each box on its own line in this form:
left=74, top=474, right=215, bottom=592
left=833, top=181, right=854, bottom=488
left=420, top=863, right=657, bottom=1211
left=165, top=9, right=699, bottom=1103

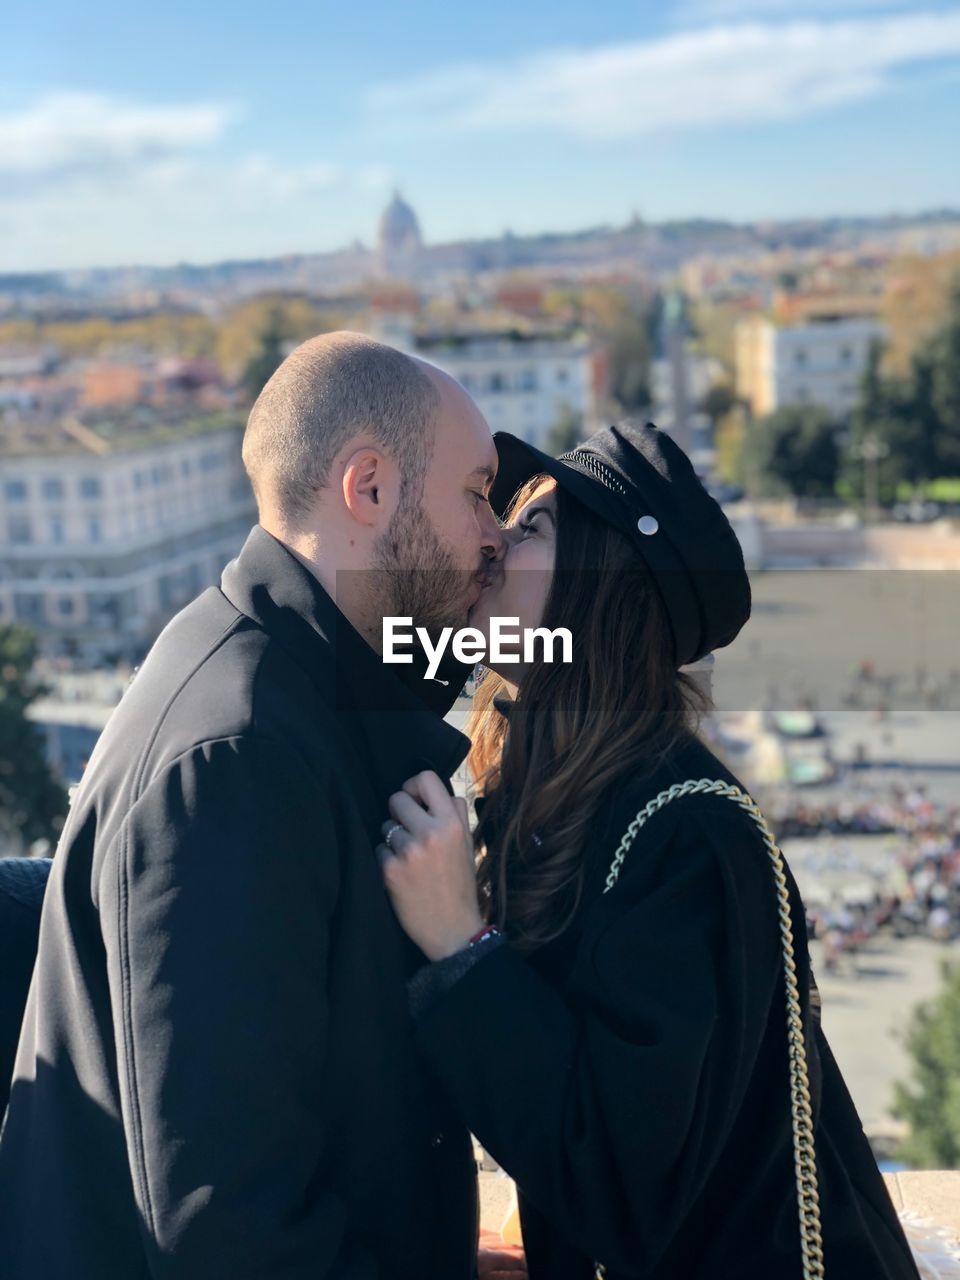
left=479, top=501, right=507, bottom=562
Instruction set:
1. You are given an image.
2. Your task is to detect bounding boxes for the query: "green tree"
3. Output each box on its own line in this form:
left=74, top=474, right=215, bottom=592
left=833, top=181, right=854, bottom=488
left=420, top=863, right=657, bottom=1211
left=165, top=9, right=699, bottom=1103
left=606, top=308, right=651, bottom=413
left=753, top=405, right=841, bottom=500
left=0, top=626, right=68, bottom=849
left=887, top=348, right=941, bottom=489
left=544, top=403, right=581, bottom=456
left=714, top=405, right=749, bottom=489
left=893, top=960, right=960, bottom=1169
left=844, top=282, right=960, bottom=503
left=701, top=382, right=737, bottom=426
left=241, top=309, right=287, bottom=403
left=928, top=274, right=960, bottom=475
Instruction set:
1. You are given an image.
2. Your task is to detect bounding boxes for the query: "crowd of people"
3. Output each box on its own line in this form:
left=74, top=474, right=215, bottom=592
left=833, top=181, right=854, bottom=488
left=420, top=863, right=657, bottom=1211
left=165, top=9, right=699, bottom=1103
left=766, top=784, right=960, bottom=973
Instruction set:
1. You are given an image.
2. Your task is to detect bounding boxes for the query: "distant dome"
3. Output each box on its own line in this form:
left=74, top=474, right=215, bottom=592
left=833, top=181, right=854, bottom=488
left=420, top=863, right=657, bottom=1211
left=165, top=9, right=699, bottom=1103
left=378, top=190, right=422, bottom=254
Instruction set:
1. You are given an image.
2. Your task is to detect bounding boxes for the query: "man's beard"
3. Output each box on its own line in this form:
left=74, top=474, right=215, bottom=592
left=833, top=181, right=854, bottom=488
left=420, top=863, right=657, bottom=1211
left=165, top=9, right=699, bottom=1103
left=371, top=494, right=478, bottom=639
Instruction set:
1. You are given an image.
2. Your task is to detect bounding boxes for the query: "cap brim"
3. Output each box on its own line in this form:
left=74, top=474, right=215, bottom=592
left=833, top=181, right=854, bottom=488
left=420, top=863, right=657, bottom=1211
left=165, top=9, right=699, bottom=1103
left=490, top=432, right=624, bottom=532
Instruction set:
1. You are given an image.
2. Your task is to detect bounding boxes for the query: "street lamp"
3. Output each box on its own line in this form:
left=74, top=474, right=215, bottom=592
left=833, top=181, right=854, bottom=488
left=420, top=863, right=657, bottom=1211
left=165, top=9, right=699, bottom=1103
left=850, top=432, right=890, bottom=522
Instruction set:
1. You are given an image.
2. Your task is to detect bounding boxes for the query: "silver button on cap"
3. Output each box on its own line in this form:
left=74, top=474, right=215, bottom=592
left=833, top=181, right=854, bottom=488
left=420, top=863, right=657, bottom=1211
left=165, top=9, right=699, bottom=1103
left=637, top=515, right=659, bottom=536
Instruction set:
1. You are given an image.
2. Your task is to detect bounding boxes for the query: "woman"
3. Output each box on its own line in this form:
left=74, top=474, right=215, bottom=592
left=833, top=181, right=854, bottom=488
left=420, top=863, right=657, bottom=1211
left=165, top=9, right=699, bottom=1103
left=377, top=421, right=920, bottom=1280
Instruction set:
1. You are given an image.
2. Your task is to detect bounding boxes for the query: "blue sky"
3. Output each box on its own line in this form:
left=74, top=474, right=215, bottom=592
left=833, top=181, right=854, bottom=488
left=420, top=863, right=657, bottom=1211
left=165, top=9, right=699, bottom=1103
left=4, top=0, right=960, bottom=271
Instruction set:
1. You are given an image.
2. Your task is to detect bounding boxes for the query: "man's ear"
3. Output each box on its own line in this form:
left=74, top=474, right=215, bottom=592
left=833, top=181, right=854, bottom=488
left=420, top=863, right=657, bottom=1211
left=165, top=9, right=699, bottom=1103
left=342, top=446, right=393, bottom=526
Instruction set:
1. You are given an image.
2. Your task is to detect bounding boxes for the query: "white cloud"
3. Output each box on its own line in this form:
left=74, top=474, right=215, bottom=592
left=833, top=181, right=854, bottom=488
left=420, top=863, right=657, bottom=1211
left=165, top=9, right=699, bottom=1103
left=355, top=164, right=395, bottom=192
left=365, top=11, right=960, bottom=141
left=232, top=155, right=341, bottom=200
left=675, top=0, right=929, bottom=21
left=0, top=98, right=379, bottom=269
left=0, top=93, right=236, bottom=176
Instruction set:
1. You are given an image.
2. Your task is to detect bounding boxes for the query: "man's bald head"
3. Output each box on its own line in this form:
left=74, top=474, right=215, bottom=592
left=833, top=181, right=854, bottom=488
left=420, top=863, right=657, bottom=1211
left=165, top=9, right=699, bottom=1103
left=242, top=331, right=442, bottom=525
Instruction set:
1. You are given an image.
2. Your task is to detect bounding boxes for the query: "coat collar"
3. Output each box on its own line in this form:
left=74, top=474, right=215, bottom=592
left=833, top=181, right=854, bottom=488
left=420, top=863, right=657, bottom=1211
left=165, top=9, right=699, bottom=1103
left=220, top=525, right=471, bottom=796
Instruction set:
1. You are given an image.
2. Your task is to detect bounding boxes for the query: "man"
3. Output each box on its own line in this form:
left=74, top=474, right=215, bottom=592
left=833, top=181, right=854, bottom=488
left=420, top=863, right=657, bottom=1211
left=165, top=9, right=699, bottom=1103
left=0, top=333, right=508, bottom=1279
left=0, top=857, right=52, bottom=1117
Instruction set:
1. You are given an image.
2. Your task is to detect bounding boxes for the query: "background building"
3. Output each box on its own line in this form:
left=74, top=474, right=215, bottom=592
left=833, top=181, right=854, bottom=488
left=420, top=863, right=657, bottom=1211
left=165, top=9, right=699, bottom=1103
left=378, top=190, right=424, bottom=280
left=0, top=416, right=256, bottom=663
left=422, top=331, right=595, bottom=447
left=371, top=314, right=597, bottom=449
left=736, top=310, right=886, bottom=418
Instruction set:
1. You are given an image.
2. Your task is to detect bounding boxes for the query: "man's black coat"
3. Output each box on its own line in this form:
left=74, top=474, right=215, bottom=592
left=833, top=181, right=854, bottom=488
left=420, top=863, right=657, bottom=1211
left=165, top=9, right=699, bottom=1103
left=0, top=525, right=478, bottom=1280
left=0, top=859, right=51, bottom=1118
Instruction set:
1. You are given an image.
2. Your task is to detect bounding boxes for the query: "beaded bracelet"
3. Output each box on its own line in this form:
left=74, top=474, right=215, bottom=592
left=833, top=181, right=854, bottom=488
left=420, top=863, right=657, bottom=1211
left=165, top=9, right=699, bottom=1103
left=467, top=925, right=500, bottom=949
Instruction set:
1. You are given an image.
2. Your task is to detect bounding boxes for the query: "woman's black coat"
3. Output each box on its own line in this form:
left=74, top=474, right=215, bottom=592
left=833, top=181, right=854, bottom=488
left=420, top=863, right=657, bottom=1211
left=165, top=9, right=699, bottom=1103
left=414, top=732, right=920, bottom=1280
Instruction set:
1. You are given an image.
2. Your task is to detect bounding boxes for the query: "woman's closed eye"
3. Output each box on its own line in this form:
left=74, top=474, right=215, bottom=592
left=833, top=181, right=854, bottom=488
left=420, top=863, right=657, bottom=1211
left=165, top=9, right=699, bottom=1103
left=517, top=505, right=554, bottom=537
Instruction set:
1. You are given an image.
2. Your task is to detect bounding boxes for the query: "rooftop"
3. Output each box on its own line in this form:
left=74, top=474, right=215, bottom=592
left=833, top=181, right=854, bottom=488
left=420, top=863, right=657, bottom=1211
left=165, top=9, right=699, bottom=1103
left=0, top=411, right=245, bottom=459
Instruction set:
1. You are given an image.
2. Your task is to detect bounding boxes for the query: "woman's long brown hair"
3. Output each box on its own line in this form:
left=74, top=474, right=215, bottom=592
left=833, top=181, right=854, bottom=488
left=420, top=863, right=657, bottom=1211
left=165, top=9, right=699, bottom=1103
left=467, top=473, right=712, bottom=951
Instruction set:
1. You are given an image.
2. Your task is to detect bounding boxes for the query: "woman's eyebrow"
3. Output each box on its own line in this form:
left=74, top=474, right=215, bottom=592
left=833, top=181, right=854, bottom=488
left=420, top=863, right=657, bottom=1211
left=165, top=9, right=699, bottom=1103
left=521, top=503, right=555, bottom=525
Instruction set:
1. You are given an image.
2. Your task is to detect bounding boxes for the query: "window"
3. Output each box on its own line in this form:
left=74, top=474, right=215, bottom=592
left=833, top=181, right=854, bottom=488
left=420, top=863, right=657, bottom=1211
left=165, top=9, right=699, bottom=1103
left=518, top=369, right=537, bottom=392
left=88, top=592, right=118, bottom=627
left=794, top=349, right=808, bottom=367
left=133, top=471, right=145, bottom=491
left=181, top=458, right=192, bottom=477
left=489, top=373, right=505, bottom=393
left=42, top=477, right=64, bottom=500
left=8, top=516, right=32, bottom=544
left=158, top=573, right=180, bottom=609
left=4, top=479, right=28, bottom=502
left=14, top=593, right=43, bottom=623
left=556, top=368, right=569, bottom=385
left=80, top=476, right=102, bottom=499
left=58, top=596, right=75, bottom=617
left=87, top=516, right=102, bottom=543
left=49, top=516, right=65, bottom=544
left=840, top=347, right=852, bottom=364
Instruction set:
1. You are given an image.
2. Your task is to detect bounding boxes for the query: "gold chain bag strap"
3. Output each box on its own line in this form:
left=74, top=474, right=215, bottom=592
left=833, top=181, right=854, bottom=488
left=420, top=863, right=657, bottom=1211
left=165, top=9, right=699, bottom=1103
left=594, top=778, right=825, bottom=1280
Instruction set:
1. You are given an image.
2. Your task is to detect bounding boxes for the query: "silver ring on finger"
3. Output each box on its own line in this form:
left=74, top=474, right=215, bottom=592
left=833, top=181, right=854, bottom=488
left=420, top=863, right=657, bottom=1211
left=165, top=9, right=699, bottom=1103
left=384, top=822, right=404, bottom=851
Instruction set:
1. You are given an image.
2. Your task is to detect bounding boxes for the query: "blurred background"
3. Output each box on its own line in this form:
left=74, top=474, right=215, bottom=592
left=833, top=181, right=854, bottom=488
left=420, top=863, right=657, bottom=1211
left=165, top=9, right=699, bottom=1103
left=2, top=0, right=960, bottom=1197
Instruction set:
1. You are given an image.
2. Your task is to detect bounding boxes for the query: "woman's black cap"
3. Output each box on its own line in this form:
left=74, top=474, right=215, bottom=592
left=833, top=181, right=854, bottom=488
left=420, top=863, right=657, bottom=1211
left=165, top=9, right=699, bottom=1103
left=489, top=419, right=752, bottom=668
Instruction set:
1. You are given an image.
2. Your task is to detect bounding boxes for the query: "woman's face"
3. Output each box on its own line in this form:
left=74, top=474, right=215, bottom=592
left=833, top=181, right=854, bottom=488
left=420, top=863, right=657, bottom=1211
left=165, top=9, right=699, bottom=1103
left=467, top=475, right=557, bottom=685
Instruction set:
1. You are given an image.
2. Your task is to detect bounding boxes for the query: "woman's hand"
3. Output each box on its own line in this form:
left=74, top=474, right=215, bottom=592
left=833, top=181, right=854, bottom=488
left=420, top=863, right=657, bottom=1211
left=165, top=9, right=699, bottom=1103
left=477, top=1230, right=527, bottom=1276
left=377, top=770, right=485, bottom=961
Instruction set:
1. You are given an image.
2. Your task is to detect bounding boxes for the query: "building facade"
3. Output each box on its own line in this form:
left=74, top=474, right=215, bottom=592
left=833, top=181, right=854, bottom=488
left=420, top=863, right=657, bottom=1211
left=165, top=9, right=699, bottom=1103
left=735, top=314, right=886, bottom=418
left=427, top=336, right=593, bottom=448
left=372, top=316, right=596, bottom=449
left=0, top=418, right=256, bottom=663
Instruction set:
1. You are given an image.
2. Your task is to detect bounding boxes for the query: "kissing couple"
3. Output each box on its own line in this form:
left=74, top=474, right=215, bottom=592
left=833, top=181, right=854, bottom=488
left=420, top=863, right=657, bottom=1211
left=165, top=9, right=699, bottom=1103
left=0, top=333, right=920, bottom=1280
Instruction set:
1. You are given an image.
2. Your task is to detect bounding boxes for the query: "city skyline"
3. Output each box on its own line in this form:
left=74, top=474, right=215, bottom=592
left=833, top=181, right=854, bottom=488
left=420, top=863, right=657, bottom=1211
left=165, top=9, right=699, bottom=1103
left=4, top=0, right=960, bottom=272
